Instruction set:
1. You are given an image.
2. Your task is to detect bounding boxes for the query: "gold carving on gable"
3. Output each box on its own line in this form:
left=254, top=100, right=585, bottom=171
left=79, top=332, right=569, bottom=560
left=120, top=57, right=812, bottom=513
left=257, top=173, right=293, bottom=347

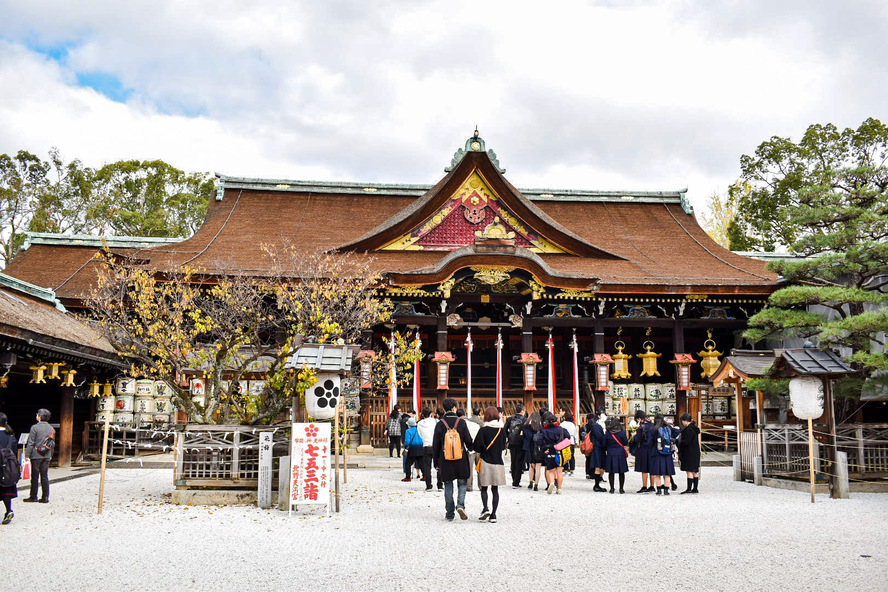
left=471, top=266, right=514, bottom=285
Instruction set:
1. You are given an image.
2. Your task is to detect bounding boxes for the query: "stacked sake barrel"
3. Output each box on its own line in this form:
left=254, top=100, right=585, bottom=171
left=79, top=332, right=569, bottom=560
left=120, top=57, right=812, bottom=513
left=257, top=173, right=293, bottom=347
left=607, top=382, right=678, bottom=418
left=97, top=378, right=175, bottom=427
left=113, top=377, right=136, bottom=425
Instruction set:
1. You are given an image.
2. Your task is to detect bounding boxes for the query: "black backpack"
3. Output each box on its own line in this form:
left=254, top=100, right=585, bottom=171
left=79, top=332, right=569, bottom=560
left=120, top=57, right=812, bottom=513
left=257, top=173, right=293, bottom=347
left=630, top=424, right=647, bottom=456
left=0, top=447, right=20, bottom=487
left=508, top=416, right=524, bottom=446
left=531, top=432, right=546, bottom=463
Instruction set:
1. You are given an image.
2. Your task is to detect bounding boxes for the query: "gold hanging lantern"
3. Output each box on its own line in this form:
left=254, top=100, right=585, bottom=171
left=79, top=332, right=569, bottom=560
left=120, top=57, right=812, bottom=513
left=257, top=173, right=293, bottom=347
left=88, top=379, right=101, bottom=397
left=29, top=363, right=47, bottom=384
left=60, top=369, right=77, bottom=387
left=103, top=381, right=114, bottom=397
left=698, top=331, right=723, bottom=379
left=638, top=340, right=662, bottom=377
left=611, top=340, right=632, bottom=379
left=45, top=362, right=66, bottom=380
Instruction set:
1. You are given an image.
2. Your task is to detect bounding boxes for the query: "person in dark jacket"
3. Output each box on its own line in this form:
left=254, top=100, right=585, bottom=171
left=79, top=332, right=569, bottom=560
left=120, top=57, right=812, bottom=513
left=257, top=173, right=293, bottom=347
left=383, top=407, right=402, bottom=457
left=579, top=413, right=595, bottom=479
left=522, top=411, right=543, bottom=491
left=539, top=413, right=570, bottom=495
left=402, top=418, right=424, bottom=482
left=24, top=408, right=53, bottom=503
left=632, top=410, right=655, bottom=493
left=432, top=398, right=474, bottom=521
left=604, top=416, right=629, bottom=494
left=678, top=412, right=701, bottom=494
left=648, top=413, right=676, bottom=495
left=505, top=404, right=527, bottom=488
left=590, top=408, right=608, bottom=492
left=0, top=413, right=17, bottom=524
left=473, top=406, right=506, bottom=522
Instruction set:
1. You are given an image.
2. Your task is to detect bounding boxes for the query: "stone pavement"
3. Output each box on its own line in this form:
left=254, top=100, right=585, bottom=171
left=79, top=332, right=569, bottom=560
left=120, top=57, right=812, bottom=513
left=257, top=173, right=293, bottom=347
left=6, top=462, right=887, bottom=591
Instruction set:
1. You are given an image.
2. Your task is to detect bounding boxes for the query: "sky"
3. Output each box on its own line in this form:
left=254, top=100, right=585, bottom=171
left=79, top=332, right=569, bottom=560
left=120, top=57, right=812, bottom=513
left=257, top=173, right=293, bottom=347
left=1, top=0, right=886, bottom=214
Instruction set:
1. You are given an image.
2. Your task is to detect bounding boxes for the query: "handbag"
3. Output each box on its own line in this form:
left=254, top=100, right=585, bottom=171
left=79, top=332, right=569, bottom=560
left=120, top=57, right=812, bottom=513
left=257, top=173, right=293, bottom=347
left=611, top=433, right=629, bottom=458
left=580, top=431, right=594, bottom=455
left=554, top=437, right=571, bottom=451
left=476, top=428, right=502, bottom=472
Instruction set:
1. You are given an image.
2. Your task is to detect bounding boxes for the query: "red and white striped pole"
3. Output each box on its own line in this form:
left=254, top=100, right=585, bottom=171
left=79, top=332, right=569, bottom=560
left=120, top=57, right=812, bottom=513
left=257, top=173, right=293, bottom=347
left=412, top=329, right=421, bottom=413
left=547, top=331, right=555, bottom=411
left=466, top=329, right=473, bottom=416
left=495, top=329, right=503, bottom=408
left=571, top=329, right=579, bottom=421
left=389, top=329, right=397, bottom=412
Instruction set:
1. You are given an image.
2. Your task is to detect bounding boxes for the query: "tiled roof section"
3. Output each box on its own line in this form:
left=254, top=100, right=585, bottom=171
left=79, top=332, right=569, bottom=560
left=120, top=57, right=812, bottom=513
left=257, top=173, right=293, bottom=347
left=722, top=350, right=777, bottom=378
left=770, top=349, right=855, bottom=377
left=3, top=244, right=105, bottom=300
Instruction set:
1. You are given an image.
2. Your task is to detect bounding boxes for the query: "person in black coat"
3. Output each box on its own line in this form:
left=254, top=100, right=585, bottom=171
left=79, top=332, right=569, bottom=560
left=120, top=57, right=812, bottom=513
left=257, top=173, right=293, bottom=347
left=604, top=417, right=629, bottom=494
left=631, top=410, right=655, bottom=493
left=678, top=412, right=701, bottom=494
left=432, top=398, right=474, bottom=521
left=590, top=407, right=608, bottom=493
left=505, top=404, right=527, bottom=488
left=522, top=411, right=543, bottom=491
left=473, top=406, right=507, bottom=522
left=538, top=413, right=571, bottom=494
left=0, top=413, right=17, bottom=524
left=648, top=413, right=676, bottom=495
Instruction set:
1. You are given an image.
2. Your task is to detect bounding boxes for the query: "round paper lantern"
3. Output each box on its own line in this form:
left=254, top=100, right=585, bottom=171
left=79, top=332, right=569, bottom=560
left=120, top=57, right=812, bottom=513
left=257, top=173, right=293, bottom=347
left=305, top=372, right=340, bottom=420
left=789, top=376, right=824, bottom=420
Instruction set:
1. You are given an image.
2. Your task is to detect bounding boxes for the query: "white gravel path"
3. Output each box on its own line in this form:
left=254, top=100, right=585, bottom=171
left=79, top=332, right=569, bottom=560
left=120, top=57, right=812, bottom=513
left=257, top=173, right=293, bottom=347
left=4, top=465, right=886, bottom=592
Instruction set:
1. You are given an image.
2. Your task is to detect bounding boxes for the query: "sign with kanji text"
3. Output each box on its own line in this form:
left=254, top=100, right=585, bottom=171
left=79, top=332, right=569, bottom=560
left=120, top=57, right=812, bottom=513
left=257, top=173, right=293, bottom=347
left=258, top=432, right=273, bottom=509
left=289, top=422, right=331, bottom=514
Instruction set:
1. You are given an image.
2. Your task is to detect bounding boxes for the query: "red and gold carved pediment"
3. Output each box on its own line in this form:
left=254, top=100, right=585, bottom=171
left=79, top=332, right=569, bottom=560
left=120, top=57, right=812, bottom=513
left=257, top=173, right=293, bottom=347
left=379, top=171, right=566, bottom=253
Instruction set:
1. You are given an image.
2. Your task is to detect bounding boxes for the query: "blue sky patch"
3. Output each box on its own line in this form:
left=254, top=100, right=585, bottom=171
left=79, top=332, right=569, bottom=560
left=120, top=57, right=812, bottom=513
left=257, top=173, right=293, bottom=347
left=75, top=71, right=134, bottom=103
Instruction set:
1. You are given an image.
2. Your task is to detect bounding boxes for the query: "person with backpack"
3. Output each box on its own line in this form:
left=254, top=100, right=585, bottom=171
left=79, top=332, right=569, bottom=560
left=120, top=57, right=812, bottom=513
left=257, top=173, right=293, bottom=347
left=505, top=404, right=527, bottom=488
left=539, top=413, right=571, bottom=494
left=473, top=406, right=506, bottom=523
left=24, top=408, right=53, bottom=504
left=631, top=410, right=655, bottom=493
left=604, top=416, right=630, bottom=494
left=677, top=412, right=701, bottom=494
left=522, top=411, right=543, bottom=491
left=648, top=413, right=676, bottom=495
left=578, top=412, right=595, bottom=480
left=432, top=398, right=474, bottom=521
left=560, top=413, right=578, bottom=476
left=383, top=407, right=402, bottom=458
left=462, top=408, right=481, bottom=492
left=416, top=407, right=438, bottom=491
left=402, top=418, right=425, bottom=482
left=0, top=413, right=19, bottom=524
left=590, top=407, right=608, bottom=492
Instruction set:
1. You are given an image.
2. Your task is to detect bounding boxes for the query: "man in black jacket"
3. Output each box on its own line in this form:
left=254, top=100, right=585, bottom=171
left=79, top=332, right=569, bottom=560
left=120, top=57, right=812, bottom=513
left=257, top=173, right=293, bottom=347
left=24, top=408, right=53, bottom=503
left=432, top=398, right=474, bottom=521
left=505, top=404, right=527, bottom=488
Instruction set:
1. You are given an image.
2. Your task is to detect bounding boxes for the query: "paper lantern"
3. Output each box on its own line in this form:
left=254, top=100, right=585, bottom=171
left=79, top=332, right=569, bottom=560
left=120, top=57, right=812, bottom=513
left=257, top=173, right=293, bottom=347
left=670, top=353, right=697, bottom=391
left=789, top=376, right=824, bottom=420
left=518, top=352, right=542, bottom=391
left=433, top=352, right=456, bottom=390
left=305, top=372, right=340, bottom=420
left=355, top=350, right=376, bottom=389
left=611, top=341, right=632, bottom=379
left=590, top=354, right=614, bottom=391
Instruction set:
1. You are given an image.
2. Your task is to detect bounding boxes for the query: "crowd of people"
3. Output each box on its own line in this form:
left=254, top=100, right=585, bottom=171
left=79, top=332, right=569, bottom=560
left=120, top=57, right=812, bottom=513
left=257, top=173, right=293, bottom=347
left=388, top=401, right=703, bottom=522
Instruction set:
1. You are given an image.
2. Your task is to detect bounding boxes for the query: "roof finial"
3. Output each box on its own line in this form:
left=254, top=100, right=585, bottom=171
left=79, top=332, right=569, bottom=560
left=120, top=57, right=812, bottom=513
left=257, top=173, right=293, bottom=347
left=474, top=126, right=479, bottom=138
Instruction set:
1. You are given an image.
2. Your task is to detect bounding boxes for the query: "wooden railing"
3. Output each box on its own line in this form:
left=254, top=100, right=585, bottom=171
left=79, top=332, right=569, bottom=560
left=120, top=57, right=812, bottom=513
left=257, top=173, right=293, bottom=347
left=835, top=423, right=888, bottom=477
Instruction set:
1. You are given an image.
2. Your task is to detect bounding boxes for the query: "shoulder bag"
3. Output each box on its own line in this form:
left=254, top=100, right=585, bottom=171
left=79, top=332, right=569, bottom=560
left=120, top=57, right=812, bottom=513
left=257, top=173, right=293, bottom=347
left=476, top=428, right=502, bottom=472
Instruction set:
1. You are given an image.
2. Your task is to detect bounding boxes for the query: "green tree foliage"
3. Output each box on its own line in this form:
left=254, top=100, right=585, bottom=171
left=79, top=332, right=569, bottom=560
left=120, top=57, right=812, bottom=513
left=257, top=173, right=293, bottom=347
left=700, top=181, right=748, bottom=249
left=0, top=148, right=213, bottom=267
left=740, top=118, right=888, bottom=379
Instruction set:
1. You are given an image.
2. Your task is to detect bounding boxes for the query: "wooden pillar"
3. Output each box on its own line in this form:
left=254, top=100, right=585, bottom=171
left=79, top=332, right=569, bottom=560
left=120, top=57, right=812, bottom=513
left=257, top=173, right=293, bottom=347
left=755, top=390, right=764, bottom=427
left=522, top=317, right=533, bottom=353
left=734, top=382, right=746, bottom=432
left=436, top=315, right=448, bottom=352
left=58, top=386, right=74, bottom=467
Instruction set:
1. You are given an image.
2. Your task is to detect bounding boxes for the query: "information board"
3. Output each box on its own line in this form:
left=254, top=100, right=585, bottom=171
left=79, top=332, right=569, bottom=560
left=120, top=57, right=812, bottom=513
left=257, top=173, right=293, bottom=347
left=289, top=422, right=331, bottom=515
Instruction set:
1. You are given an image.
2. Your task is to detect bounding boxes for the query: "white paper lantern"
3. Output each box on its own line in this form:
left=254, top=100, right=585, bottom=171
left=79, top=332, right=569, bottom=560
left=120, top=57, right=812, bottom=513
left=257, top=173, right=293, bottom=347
left=305, top=372, right=341, bottom=420
left=789, top=376, right=824, bottom=420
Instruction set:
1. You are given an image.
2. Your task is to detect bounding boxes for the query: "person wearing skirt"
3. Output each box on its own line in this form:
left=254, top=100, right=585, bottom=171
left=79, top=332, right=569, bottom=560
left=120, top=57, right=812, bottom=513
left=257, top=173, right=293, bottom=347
left=474, top=406, right=507, bottom=523
left=632, top=410, right=655, bottom=493
left=678, top=412, right=701, bottom=494
left=590, top=408, right=608, bottom=492
left=604, top=417, right=630, bottom=493
left=0, top=413, right=18, bottom=524
left=648, top=413, right=676, bottom=495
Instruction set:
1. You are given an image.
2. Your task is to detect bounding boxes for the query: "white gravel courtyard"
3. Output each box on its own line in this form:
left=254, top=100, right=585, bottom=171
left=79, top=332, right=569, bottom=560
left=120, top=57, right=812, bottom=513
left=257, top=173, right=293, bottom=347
left=5, top=464, right=887, bottom=592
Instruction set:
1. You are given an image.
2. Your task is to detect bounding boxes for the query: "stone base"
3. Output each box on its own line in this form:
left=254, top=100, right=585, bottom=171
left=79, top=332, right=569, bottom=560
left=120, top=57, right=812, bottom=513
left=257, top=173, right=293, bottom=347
left=356, top=444, right=375, bottom=454
left=171, top=489, right=281, bottom=506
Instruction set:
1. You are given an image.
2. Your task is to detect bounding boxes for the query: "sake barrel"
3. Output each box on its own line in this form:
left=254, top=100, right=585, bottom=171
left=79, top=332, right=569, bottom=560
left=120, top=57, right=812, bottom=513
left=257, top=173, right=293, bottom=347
left=154, top=380, right=170, bottom=398
left=628, top=399, right=646, bottom=416
left=663, top=383, right=677, bottom=399
left=713, top=397, right=730, bottom=415
left=612, top=383, right=629, bottom=399
left=97, top=395, right=116, bottom=412
left=95, top=410, right=112, bottom=423
left=134, top=395, right=155, bottom=414
left=115, top=394, right=134, bottom=412
left=153, top=413, right=171, bottom=426
left=604, top=396, right=615, bottom=415
left=135, top=379, right=154, bottom=397
left=113, top=411, right=134, bottom=425
left=154, top=396, right=172, bottom=415
left=645, top=383, right=664, bottom=400
left=134, top=412, right=154, bottom=427
left=662, top=399, right=678, bottom=415
left=627, top=383, right=645, bottom=399
left=645, top=400, right=664, bottom=415
left=116, top=377, right=136, bottom=394
left=190, top=378, right=206, bottom=395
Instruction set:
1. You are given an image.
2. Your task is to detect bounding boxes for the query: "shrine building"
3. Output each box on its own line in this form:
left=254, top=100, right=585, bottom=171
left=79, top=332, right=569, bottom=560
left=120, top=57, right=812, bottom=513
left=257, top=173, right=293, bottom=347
left=3, top=131, right=778, bottom=449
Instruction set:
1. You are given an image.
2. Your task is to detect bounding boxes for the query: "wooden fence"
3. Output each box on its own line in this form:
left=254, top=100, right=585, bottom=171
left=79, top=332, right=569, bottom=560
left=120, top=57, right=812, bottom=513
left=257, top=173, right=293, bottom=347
left=80, top=422, right=176, bottom=460
left=761, top=425, right=821, bottom=478
left=738, top=431, right=761, bottom=481
left=835, top=423, right=888, bottom=477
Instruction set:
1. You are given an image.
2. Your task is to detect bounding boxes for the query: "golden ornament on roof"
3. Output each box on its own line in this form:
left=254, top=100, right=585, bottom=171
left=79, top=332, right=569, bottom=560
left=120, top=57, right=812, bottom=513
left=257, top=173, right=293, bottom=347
left=638, top=340, right=662, bottom=377
left=611, top=340, right=632, bottom=379
left=475, top=216, right=515, bottom=240
left=698, top=338, right=723, bottom=379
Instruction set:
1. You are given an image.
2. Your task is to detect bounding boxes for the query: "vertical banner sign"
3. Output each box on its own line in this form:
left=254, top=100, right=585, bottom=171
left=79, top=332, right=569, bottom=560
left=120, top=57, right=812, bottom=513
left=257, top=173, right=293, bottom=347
left=413, top=330, right=421, bottom=413
left=389, top=330, right=398, bottom=412
left=571, top=330, right=579, bottom=421
left=547, top=332, right=555, bottom=411
left=258, top=431, right=273, bottom=509
left=495, top=330, right=504, bottom=408
left=290, top=422, right=332, bottom=515
left=466, top=329, right=473, bottom=415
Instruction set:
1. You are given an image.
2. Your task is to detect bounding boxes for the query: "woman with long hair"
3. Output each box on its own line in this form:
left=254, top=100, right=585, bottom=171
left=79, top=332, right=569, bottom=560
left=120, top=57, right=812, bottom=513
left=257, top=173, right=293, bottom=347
left=0, top=412, right=17, bottom=524
left=539, top=413, right=571, bottom=494
left=648, top=413, right=676, bottom=495
left=474, top=406, right=506, bottom=522
left=678, top=412, right=701, bottom=494
left=383, top=407, right=402, bottom=457
left=522, top=411, right=543, bottom=490
left=604, top=416, right=629, bottom=494
left=590, top=407, right=608, bottom=492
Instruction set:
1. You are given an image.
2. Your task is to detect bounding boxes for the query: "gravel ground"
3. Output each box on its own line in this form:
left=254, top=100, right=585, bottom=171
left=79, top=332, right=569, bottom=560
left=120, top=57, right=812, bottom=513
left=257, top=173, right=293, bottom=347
left=4, top=464, right=886, bottom=592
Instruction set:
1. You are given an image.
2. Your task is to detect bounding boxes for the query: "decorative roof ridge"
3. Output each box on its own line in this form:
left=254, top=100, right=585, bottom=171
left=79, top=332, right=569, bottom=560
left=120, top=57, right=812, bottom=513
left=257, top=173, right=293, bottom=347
left=0, top=271, right=66, bottom=311
left=23, top=232, right=184, bottom=250
left=215, top=174, right=689, bottom=204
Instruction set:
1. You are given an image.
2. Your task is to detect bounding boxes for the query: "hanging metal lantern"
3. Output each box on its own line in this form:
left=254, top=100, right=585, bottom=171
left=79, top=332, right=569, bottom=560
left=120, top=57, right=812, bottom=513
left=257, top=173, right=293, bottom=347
left=518, top=352, right=542, bottom=391
left=355, top=350, right=376, bottom=389
left=60, top=369, right=77, bottom=387
left=611, top=341, right=632, bottom=379
left=698, top=336, right=723, bottom=379
left=45, top=362, right=65, bottom=380
left=103, top=381, right=114, bottom=397
left=88, top=379, right=101, bottom=398
left=670, top=354, right=697, bottom=391
left=433, top=351, right=456, bottom=390
left=638, top=341, right=662, bottom=377
left=590, top=354, right=614, bottom=391
left=29, top=363, right=47, bottom=384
